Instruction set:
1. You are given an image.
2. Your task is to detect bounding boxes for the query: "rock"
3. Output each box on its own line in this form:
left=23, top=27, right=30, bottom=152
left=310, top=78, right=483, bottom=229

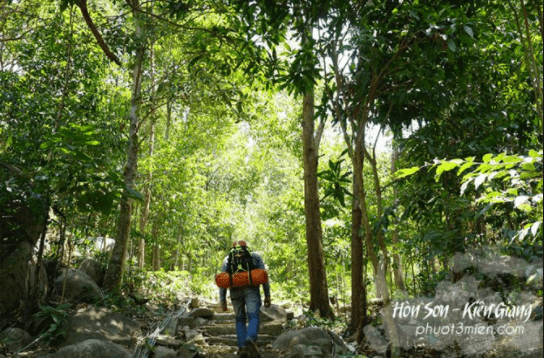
left=177, top=343, right=200, bottom=358
left=146, top=303, right=160, bottom=312
left=0, top=199, right=47, bottom=319
left=78, top=259, right=105, bottom=287
left=212, top=312, right=236, bottom=321
left=155, top=335, right=184, bottom=348
left=0, top=327, right=32, bottom=352
left=363, top=325, right=389, bottom=354
left=177, top=316, right=195, bottom=328
left=194, top=317, right=208, bottom=327
left=54, top=268, right=102, bottom=302
left=272, top=327, right=347, bottom=353
left=59, top=306, right=141, bottom=348
left=190, top=297, right=199, bottom=308
left=161, top=317, right=177, bottom=336
left=184, top=328, right=205, bottom=344
left=151, top=345, right=177, bottom=358
left=260, top=304, right=288, bottom=322
left=293, top=344, right=323, bottom=357
left=52, top=339, right=131, bottom=358
left=187, top=307, right=214, bottom=319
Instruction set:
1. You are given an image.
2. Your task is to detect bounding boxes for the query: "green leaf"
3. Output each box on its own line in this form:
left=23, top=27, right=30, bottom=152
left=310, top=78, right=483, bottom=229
left=531, top=221, right=542, bottom=237
left=463, top=25, right=473, bottom=38
left=125, top=186, right=144, bottom=202
left=394, top=166, right=420, bottom=179
left=521, top=162, right=536, bottom=171
left=435, top=161, right=458, bottom=181
left=474, top=174, right=487, bottom=189
left=482, top=153, right=493, bottom=163
left=447, top=38, right=456, bottom=52
left=457, top=161, right=475, bottom=175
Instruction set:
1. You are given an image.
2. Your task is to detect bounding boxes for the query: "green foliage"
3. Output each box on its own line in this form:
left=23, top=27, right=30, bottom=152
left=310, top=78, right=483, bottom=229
left=301, top=309, right=347, bottom=330
left=433, top=151, right=543, bottom=242
left=31, top=303, right=71, bottom=345
left=128, top=270, right=197, bottom=304
left=319, top=158, right=352, bottom=208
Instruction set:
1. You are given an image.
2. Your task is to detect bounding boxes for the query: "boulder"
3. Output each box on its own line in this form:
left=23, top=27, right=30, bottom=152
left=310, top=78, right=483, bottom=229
left=0, top=196, right=47, bottom=319
left=363, top=325, right=389, bottom=354
left=54, top=268, right=102, bottom=302
left=0, top=327, right=32, bottom=352
left=177, top=343, right=200, bottom=358
left=78, top=259, right=105, bottom=287
left=53, top=339, right=131, bottom=358
left=177, top=316, right=195, bottom=328
left=183, top=328, right=205, bottom=344
left=155, top=335, right=184, bottom=348
left=293, top=344, right=324, bottom=358
left=187, top=307, right=214, bottom=319
left=189, top=297, right=199, bottom=308
left=260, top=304, right=288, bottom=322
left=272, top=327, right=347, bottom=353
left=59, top=306, right=141, bottom=348
left=193, top=317, right=208, bottom=327
left=150, top=345, right=177, bottom=358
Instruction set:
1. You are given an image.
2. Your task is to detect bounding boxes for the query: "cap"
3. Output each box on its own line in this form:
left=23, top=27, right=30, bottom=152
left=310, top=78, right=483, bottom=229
left=232, top=240, right=247, bottom=247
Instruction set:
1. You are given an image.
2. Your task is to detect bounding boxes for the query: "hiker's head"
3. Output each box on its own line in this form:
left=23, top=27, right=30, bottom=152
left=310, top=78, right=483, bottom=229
left=232, top=240, right=247, bottom=248
left=231, top=240, right=248, bottom=258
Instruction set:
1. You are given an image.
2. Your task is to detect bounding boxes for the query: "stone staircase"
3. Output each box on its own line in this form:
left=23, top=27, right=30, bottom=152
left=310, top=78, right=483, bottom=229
left=177, top=300, right=291, bottom=358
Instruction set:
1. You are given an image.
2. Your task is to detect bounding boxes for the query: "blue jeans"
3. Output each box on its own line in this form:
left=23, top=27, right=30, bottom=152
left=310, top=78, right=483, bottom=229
left=230, top=286, right=261, bottom=347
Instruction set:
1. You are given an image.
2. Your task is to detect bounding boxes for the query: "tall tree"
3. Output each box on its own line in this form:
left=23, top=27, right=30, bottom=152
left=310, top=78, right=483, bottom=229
left=228, top=0, right=334, bottom=317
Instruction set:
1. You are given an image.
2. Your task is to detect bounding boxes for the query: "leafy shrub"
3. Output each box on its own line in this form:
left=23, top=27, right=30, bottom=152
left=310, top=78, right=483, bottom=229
left=31, top=303, right=71, bottom=345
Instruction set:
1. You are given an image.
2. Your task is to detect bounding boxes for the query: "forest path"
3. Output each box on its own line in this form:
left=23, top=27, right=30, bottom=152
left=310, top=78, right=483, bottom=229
left=193, top=311, right=284, bottom=357
left=188, top=301, right=287, bottom=358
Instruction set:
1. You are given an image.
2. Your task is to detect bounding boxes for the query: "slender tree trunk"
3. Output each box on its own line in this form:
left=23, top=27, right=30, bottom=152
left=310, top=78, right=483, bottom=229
left=301, top=89, right=333, bottom=318
left=104, top=0, right=145, bottom=291
left=152, top=244, right=160, bottom=271
left=365, top=147, right=392, bottom=291
left=136, top=41, right=156, bottom=270
left=350, top=138, right=365, bottom=331
left=390, top=144, right=406, bottom=293
left=151, top=214, right=161, bottom=271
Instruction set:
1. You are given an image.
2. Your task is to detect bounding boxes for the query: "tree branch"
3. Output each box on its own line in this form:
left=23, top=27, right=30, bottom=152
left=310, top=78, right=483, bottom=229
left=78, top=0, right=122, bottom=67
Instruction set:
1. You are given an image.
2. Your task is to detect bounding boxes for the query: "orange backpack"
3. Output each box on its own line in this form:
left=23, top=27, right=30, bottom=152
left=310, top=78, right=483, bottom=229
left=215, top=243, right=268, bottom=288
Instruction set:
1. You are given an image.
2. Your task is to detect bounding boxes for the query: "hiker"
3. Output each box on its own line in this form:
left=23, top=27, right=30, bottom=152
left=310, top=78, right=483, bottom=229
left=219, top=240, right=271, bottom=358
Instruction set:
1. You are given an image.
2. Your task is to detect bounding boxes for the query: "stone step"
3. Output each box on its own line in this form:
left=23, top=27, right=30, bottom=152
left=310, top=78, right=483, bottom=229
left=203, top=322, right=284, bottom=336
left=211, top=312, right=236, bottom=321
left=204, top=353, right=280, bottom=358
left=205, top=334, right=276, bottom=347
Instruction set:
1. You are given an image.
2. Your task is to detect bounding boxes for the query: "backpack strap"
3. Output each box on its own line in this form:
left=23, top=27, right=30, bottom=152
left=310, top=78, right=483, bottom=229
left=246, top=247, right=253, bottom=285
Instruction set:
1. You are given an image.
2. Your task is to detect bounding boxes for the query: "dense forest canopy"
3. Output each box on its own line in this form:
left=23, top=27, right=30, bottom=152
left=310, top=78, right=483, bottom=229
left=0, top=0, right=542, bottom=355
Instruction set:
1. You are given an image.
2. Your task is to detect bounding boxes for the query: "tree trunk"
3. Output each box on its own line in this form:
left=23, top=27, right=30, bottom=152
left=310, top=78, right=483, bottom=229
left=151, top=214, right=161, bottom=271
left=136, top=42, right=156, bottom=270
left=104, top=0, right=145, bottom=291
left=152, top=244, right=161, bottom=271
left=365, top=147, right=392, bottom=283
left=301, top=89, right=333, bottom=318
left=355, top=137, right=379, bottom=279
left=350, top=138, right=366, bottom=331
left=390, top=144, right=406, bottom=293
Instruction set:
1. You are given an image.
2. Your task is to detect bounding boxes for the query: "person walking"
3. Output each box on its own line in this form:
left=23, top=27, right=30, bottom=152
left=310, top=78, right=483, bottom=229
left=219, top=240, right=271, bottom=358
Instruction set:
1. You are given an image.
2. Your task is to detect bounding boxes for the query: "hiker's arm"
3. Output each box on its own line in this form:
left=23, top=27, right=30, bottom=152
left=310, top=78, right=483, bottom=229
left=254, top=253, right=271, bottom=299
left=219, top=256, right=228, bottom=303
